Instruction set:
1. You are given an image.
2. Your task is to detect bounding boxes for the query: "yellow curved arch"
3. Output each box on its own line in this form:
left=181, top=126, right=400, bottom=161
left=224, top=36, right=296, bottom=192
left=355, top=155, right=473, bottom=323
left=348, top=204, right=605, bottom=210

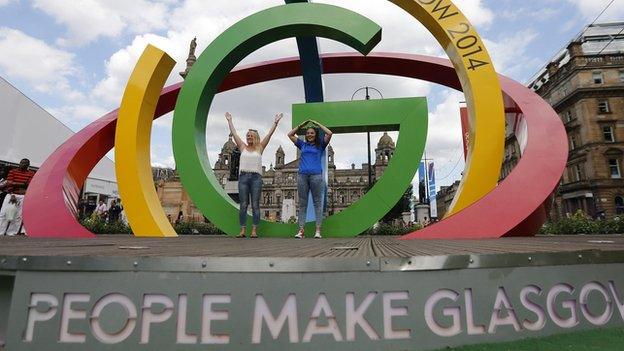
left=390, top=0, right=505, bottom=216
left=115, top=44, right=177, bottom=237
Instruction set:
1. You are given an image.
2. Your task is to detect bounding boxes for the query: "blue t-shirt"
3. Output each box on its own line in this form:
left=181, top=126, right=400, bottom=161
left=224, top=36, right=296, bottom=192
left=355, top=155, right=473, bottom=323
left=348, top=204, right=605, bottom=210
left=295, top=138, right=326, bottom=175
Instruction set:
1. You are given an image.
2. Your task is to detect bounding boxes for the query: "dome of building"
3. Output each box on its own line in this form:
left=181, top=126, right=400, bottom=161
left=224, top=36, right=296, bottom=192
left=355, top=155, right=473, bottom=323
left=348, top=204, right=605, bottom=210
left=222, top=134, right=237, bottom=152
left=377, top=132, right=395, bottom=148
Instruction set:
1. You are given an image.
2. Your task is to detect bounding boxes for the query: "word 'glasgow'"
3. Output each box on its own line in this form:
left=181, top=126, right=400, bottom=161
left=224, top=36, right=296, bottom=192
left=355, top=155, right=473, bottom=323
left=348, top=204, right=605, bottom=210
left=24, top=280, right=624, bottom=345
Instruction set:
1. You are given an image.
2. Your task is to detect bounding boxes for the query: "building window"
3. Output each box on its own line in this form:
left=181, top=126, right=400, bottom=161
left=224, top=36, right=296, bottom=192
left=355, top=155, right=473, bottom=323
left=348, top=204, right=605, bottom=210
left=609, top=159, right=621, bottom=179
left=569, top=135, right=577, bottom=150
left=598, top=100, right=610, bottom=114
left=603, top=125, right=615, bottom=142
left=573, top=163, right=584, bottom=182
left=563, top=110, right=574, bottom=122
left=620, top=70, right=624, bottom=83
left=616, top=196, right=624, bottom=215
left=593, top=71, right=604, bottom=84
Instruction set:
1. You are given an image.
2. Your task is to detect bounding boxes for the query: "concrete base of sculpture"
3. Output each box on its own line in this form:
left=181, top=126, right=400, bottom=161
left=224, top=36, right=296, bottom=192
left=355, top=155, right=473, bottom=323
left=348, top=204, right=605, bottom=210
left=1, top=235, right=623, bottom=350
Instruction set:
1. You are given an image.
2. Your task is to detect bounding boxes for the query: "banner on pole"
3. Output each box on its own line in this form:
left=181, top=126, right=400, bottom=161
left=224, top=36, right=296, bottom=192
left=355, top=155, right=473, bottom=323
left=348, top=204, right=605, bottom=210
left=428, top=162, right=437, bottom=218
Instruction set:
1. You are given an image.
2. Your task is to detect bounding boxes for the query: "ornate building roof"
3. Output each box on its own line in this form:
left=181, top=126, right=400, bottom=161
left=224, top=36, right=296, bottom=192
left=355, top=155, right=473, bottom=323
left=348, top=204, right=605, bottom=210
left=377, top=132, right=395, bottom=148
left=221, top=134, right=237, bottom=153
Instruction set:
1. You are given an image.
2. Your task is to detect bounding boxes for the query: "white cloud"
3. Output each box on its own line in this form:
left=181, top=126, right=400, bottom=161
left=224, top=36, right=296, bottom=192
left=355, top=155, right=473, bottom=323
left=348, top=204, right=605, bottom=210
left=83, top=0, right=495, bottom=177
left=92, top=33, right=179, bottom=106
left=90, top=0, right=498, bottom=107
left=484, top=29, right=540, bottom=80
left=500, top=6, right=560, bottom=22
left=0, top=0, right=16, bottom=7
left=453, top=0, right=494, bottom=27
left=46, top=103, right=109, bottom=130
left=0, top=27, right=82, bottom=98
left=567, top=0, right=624, bottom=22
left=31, top=0, right=172, bottom=46
left=6, top=0, right=499, bottom=179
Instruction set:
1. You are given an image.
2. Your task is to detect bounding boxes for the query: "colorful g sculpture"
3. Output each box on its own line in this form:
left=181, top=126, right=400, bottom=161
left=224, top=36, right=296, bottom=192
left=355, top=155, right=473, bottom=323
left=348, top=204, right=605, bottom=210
left=22, top=1, right=567, bottom=239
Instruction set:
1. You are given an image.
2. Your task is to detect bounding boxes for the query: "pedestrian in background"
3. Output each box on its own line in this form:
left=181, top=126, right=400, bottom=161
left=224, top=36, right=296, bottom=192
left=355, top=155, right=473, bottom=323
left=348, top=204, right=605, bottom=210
left=0, top=165, right=8, bottom=212
left=0, top=195, right=20, bottom=235
left=94, top=200, right=107, bottom=220
left=0, top=159, right=35, bottom=235
left=108, top=199, right=122, bottom=223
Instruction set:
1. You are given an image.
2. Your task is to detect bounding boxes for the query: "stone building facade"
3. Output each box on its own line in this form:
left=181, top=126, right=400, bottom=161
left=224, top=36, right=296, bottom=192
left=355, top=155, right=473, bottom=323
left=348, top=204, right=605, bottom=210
left=155, top=133, right=397, bottom=222
left=433, top=111, right=521, bottom=218
left=436, top=180, right=460, bottom=219
left=528, top=22, right=624, bottom=219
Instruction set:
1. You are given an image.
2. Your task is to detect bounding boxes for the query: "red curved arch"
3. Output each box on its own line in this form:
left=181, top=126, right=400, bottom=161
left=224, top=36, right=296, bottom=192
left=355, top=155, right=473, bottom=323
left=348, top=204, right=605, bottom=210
left=23, top=53, right=566, bottom=238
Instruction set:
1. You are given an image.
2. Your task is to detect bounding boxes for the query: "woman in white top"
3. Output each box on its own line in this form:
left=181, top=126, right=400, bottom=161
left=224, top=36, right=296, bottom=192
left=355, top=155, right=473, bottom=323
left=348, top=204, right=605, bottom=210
left=226, top=112, right=282, bottom=238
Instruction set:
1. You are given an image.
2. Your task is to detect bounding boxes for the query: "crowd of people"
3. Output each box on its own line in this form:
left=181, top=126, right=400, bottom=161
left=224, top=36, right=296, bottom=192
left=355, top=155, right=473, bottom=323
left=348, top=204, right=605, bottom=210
left=0, top=157, right=128, bottom=236
left=79, top=198, right=126, bottom=225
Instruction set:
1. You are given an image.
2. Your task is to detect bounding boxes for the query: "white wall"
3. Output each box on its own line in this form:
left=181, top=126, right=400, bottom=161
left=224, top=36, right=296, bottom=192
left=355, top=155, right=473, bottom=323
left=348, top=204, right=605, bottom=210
left=0, top=76, right=116, bottom=183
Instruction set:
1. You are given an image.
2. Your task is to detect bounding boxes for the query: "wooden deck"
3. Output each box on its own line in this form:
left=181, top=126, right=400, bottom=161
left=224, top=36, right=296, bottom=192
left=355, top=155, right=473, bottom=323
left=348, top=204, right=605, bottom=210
left=0, top=234, right=623, bottom=258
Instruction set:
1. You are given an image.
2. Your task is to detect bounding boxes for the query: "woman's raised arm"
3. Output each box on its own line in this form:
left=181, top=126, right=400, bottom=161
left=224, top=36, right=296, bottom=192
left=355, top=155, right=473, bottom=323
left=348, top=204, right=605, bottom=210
left=287, top=119, right=309, bottom=144
left=225, top=112, right=245, bottom=149
left=260, top=113, right=283, bottom=151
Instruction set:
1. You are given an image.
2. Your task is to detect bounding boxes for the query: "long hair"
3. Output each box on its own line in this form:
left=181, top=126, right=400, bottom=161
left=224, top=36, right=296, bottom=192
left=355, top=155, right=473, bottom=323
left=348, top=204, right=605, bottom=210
left=306, top=127, right=322, bottom=148
left=247, top=129, right=262, bottom=152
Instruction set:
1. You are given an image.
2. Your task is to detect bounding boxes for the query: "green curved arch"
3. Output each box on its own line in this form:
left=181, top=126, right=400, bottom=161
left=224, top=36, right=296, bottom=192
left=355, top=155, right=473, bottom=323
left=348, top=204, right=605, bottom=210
left=173, top=3, right=427, bottom=237
left=292, top=97, right=427, bottom=237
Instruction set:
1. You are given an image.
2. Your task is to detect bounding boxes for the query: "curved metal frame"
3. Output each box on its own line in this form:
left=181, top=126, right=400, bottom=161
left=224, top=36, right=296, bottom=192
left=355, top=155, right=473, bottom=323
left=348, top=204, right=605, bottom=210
left=23, top=53, right=566, bottom=239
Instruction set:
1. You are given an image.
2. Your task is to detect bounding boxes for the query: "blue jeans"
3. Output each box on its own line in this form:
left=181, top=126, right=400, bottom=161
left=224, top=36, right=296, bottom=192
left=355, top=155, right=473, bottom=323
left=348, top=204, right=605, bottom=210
left=297, top=173, right=324, bottom=228
left=238, top=172, right=262, bottom=226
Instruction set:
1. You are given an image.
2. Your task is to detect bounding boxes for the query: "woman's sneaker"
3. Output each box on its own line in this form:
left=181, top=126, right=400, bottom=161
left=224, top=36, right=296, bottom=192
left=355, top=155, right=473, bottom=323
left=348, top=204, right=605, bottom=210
left=294, top=230, right=304, bottom=239
left=314, top=232, right=322, bottom=239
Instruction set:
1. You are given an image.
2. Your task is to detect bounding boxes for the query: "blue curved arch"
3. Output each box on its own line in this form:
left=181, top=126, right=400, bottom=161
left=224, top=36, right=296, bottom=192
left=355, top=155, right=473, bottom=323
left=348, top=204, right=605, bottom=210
left=285, top=0, right=327, bottom=223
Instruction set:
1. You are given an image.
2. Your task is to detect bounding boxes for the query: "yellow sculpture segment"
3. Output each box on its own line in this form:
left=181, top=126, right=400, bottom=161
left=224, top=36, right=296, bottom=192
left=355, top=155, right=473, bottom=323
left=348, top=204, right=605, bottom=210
left=114, top=45, right=177, bottom=237
left=390, top=0, right=505, bottom=217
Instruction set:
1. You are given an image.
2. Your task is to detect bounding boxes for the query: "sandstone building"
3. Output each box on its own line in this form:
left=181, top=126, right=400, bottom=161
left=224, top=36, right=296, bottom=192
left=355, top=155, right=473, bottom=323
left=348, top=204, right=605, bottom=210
left=528, top=22, right=624, bottom=219
left=155, top=133, right=397, bottom=222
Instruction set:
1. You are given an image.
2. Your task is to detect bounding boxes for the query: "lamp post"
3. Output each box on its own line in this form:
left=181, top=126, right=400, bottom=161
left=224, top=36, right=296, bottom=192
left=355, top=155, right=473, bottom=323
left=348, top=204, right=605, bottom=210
left=351, top=86, right=383, bottom=190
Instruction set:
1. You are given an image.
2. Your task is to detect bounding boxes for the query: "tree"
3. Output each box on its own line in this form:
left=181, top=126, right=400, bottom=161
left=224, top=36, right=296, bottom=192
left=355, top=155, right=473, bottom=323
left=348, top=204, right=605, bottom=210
left=382, top=184, right=413, bottom=224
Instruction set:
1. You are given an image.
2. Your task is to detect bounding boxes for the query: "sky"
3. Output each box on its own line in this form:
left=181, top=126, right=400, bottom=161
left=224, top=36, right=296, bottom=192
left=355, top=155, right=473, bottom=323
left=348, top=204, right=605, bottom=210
left=1, top=0, right=623, bottom=190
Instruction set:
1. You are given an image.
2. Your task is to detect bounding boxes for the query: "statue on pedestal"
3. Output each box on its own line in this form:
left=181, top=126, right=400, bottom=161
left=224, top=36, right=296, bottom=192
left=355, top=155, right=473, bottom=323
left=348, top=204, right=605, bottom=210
left=180, top=37, right=198, bottom=79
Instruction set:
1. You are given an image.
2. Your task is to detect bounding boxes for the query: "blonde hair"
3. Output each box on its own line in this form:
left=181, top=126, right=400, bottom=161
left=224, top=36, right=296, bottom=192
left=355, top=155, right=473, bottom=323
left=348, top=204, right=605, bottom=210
left=246, top=129, right=262, bottom=152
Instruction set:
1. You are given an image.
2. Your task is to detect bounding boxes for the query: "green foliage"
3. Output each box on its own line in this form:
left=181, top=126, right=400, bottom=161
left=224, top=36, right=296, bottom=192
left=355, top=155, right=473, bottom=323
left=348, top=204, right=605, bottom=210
left=540, top=210, right=624, bottom=235
left=173, top=221, right=225, bottom=235
left=361, top=222, right=422, bottom=236
left=80, top=215, right=132, bottom=234
left=382, top=184, right=413, bottom=224
left=81, top=216, right=225, bottom=235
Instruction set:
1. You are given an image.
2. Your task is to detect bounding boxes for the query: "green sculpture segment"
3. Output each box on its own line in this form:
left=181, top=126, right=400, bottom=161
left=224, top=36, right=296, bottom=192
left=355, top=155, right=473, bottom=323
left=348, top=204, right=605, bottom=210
left=173, top=3, right=427, bottom=237
left=292, top=97, right=428, bottom=237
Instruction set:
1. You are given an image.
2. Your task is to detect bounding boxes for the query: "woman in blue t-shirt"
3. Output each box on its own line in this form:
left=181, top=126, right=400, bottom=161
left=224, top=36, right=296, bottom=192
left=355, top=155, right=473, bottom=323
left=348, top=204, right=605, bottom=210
left=287, top=120, right=333, bottom=238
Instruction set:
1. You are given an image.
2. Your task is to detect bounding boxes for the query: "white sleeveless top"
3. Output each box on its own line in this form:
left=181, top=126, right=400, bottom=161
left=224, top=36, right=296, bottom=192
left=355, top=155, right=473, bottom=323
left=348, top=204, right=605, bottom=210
left=239, top=148, right=262, bottom=174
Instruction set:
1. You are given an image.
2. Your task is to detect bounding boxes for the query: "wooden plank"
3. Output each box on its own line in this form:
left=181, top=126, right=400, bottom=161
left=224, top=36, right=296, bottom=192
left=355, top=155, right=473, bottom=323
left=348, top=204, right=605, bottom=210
left=0, top=235, right=623, bottom=258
